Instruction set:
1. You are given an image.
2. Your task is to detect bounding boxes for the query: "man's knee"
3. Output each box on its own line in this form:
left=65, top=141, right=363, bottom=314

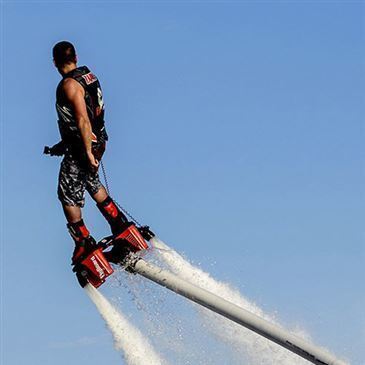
left=90, top=185, right=108, bottom=203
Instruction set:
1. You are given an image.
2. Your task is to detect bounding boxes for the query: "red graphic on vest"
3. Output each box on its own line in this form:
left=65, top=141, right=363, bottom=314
left=82, top=72, right=97, bottom=85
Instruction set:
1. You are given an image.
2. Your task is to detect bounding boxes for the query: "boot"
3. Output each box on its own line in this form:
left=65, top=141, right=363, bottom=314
left=67, top=220, right=96, bottom=265
left=97, top=196, right=130, bottom=235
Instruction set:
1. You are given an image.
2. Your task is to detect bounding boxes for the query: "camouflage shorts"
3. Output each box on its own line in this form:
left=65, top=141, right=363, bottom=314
left=57, top=155, right=102, bottom=207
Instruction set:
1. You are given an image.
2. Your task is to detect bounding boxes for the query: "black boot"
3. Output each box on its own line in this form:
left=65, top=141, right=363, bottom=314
left=97, top=196, right=130, bottom=235
left=67, top=220, right=96, bottom=265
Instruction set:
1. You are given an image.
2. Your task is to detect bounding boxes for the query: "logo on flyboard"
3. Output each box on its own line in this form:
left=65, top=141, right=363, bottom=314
left=91, top=256, right=105, bottom=279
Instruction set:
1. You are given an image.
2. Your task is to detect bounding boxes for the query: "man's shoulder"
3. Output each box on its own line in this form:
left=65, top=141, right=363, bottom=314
left=62, top=77, right=82, bottom=91
left=61, top=78, right=84, bottom=100
left=62, top=77, right=78, bottom=86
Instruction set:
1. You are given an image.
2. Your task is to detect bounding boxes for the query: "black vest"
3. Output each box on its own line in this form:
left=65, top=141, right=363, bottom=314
left=56, top=66, right=108, bottom=156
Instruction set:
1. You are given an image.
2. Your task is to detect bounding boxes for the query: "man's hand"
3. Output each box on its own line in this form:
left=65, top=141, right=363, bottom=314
left=87, top=151, right=99, bottom=171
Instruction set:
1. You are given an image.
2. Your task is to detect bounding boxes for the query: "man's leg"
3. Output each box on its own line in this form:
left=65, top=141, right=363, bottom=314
left=58, top=157, right=95, bottom=264
left=61, top=204, right=96, bottom=264
left=89, top=185, right=136, bottom=263
left=62, top=204, right=82, bottom=223
left=91, top=185, right=108, bottom=204
left=83, top=158, right=130, bottom=235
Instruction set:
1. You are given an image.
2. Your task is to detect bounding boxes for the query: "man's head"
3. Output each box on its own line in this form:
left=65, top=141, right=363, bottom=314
left=53, top=41, right=77, bottom=72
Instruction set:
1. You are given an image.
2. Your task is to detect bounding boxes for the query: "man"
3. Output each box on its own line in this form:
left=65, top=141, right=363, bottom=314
left=49, top=41, right=131, bottom=265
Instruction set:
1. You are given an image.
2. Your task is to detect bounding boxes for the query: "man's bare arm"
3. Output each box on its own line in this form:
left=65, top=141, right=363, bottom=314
left=63, top=78, right=98, bottom=169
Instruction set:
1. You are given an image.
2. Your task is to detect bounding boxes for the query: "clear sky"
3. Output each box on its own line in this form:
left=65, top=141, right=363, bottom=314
left=2, top=1, right=364, bottom=364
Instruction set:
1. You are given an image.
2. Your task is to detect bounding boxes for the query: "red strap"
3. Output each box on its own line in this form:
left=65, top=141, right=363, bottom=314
left=104, top=201, right=119, bottom=218
left=79, top=224, right=90, bottom=238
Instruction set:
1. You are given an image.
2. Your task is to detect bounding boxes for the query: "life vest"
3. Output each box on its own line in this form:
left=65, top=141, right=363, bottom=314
left=56, top=66, right=108, bottom=157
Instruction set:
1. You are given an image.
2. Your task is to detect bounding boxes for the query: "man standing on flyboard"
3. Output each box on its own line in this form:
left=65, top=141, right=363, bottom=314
left=46, top=41, right=141, bottom=267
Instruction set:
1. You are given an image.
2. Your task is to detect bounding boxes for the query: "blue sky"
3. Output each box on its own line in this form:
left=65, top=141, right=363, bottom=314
left=2, top=1, right=364, bottom=364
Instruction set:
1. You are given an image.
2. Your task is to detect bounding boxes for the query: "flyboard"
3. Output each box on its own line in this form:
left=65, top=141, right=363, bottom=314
left=74, top=222, right=346, bottom=365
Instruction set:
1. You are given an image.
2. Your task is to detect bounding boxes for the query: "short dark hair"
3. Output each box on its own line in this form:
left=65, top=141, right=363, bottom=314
left=53, top=41, right=76, bottom=66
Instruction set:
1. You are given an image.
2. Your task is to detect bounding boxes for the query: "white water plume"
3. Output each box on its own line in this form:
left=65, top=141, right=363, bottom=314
left=151, top=237, right=333, bottom=365
left=85, top=283, right=165, bottom=365
left=108, top=263, right=238, bottom=365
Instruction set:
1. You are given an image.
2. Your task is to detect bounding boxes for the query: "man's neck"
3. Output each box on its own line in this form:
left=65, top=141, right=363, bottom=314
left=59, top=63, right=77, bottom=76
